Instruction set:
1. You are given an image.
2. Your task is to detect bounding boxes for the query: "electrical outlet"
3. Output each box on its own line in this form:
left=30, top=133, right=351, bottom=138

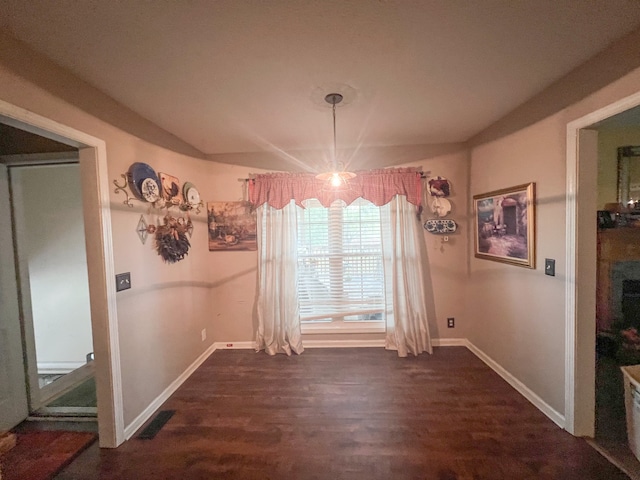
left=447, top=317, right=455, bottom=328
left=201, top=329, right=207, bottom=341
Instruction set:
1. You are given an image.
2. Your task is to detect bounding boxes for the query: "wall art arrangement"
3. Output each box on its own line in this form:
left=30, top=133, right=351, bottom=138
left=423, top=176, right=457, bottom=235
left=113, top=162, right=203, bottom=263
left=207, top=201, right=257, bottom=251
left=473, top=182, right=536, bottom=268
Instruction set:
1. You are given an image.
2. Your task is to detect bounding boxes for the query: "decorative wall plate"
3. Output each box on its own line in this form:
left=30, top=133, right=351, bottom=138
left=141, top=178, right=160, bottom=202
left=424, top=219, right=457, bottom=234
left=128, top=162, right=161, bottom=202
left=430, top=197, right=451, bottom=217
left=428, top=176, right=451, bottom=197
left=183, top=181, right=201, bottom=207
left=159, top=172, right=184, bottom=204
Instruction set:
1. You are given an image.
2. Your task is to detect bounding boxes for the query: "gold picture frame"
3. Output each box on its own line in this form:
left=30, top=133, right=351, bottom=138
left=207, top=201, right=257, bottom=251
left=473, top=182, right=535, bottom=268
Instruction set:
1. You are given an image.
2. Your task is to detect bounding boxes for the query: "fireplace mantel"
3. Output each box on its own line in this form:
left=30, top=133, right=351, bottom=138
left=597, top=228, right=640, bottom=331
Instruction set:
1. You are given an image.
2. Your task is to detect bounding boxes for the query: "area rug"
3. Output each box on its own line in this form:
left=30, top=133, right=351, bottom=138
left=0, top=430, right=97, bottom=480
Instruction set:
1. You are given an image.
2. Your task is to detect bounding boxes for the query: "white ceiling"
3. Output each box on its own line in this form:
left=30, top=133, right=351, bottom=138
left=2, top=1, right=640, bottom=171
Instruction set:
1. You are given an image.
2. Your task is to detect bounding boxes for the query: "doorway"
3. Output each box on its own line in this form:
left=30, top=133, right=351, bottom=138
left=0, top=99, right=124, bottom=447
left=7, top=158, right=97, bottom=417
left=591, top=128, right=640, bottom=474
left=567, top=93, right=640, bottom=477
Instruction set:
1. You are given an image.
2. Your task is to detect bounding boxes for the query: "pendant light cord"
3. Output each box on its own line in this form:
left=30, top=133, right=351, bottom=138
left=324, top=92, right=343, bottom=171
left=332, top=100, right=337, bottom=168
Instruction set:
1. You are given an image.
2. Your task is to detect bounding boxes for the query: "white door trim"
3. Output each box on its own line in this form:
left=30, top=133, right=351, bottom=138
left=565, top=90, right=640, bottom=436
left=0, top=99, right=124, bottom=447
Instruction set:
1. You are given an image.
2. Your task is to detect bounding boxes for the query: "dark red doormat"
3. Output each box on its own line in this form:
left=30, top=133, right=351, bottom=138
left=0, top=430, right=97, bottom=480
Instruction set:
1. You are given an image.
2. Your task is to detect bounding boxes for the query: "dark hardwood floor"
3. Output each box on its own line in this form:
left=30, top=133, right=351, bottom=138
left=54, top=347, right=629, bottom=480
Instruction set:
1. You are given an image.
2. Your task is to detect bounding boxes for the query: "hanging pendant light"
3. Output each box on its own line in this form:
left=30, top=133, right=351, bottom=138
left=316, top=93, right=356, bottom=188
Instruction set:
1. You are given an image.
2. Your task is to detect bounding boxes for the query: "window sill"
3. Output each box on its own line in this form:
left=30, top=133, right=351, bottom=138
left=301, top=322, right=386, bottom=335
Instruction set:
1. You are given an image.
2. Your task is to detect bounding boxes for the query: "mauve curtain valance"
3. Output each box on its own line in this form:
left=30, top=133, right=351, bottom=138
left=248, top=167, right=423, bottom=209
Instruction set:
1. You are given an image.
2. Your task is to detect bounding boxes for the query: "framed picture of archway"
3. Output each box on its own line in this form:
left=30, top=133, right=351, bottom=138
left=473, top=182, right=536, bottom=268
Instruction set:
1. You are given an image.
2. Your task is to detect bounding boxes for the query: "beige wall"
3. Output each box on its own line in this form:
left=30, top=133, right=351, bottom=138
left=411, top=153, right=470, bottom=340
left=467, top=114, right=568, bottom=412
left=467, top=64, right=640, bottom=415
left=0, top=37, right=216, bottom=426
left=597, top=127, right=640, bottom=209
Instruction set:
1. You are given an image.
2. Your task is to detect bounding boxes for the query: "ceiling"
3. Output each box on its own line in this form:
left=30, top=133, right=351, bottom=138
left=2, top=1, right=640, bottom=171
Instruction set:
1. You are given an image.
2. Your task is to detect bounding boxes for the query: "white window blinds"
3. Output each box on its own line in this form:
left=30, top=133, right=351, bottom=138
left=296, top=198, right=385, bottom=323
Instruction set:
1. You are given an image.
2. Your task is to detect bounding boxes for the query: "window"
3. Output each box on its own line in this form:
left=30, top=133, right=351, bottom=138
left=296, top=197, right=385, bottom=332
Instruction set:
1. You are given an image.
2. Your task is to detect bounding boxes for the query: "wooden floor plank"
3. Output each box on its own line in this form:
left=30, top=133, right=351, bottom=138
left=55, top=347, right=630, bottom=479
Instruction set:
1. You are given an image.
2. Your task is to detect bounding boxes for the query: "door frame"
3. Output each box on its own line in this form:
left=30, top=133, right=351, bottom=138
left=0, top=99, right=124, bottom=447
left=565, top=90, right=640, bottom=436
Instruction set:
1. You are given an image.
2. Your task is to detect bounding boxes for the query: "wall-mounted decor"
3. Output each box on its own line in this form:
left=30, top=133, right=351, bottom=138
left=114, top=166, right=202, bottom=213
left=424, top=219, right=457, bottom=234
left=430, top=197, right=451, bottom=218
left=207, top=201, right=257, bottom=251
left=128, top=162, right=162, bottom=203
left=159, top=172, right=184, bottom=205
left=155, top=215, right=192, bottom=263
left=617, top=145, right=640, bottom=207
left=113, top=163, right=205, bottom=263
left=473, top=182, right=535, bottom=268
left=136, top=215, right=149, bottom=244
left=183, top=182, right=201, bottom=208
left=428, top=176, right=451, bottom=197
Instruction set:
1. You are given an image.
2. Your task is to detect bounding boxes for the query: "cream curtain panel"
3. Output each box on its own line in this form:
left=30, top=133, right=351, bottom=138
left=255, top=201, right=304, bottom=355
left=381, top=196, right=433, bottom=356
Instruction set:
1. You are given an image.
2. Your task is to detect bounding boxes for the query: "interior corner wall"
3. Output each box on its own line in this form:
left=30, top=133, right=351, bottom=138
left=0, top=46, right=217, bottom=427
left=407, top=153, right=470, bottom=341
left=466, top=65, right=640, bottom=417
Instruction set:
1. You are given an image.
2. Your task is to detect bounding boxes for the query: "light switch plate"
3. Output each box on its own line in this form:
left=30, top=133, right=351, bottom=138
left=545, top=259, right=555, bottom=277
left=116, top=272, right=131, bottom=292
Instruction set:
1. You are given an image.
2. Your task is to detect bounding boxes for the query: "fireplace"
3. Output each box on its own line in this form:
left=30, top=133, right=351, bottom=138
left=622, top=279, right=640, bottom=329
left=612, top=262, right=640, bottom=328
left=597, top=229, right=640, bottom=332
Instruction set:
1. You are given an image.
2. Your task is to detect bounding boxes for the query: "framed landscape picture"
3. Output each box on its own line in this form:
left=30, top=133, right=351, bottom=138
left=207, top=201, right=257, bottom=251
left=473, top=182, right=535, bottom=268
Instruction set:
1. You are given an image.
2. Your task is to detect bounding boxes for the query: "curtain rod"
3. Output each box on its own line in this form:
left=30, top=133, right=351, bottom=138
left=237, top=171, right=430, bottom=182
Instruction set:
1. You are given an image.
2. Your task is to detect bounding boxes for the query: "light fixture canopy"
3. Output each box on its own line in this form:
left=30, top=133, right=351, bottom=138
left=316, top=92, right=356, bottom=188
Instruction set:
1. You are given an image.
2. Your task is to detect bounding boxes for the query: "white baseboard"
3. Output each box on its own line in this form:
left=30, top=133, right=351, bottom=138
left=123, top=342, right=217, bottom=440
left=466, top=340, right=566, bottom=429
left=213, top=341, right=256, bottom=349
left=215, top=338, right=463, bottom=349
left=432, top=338, right=468, bottom=347
left=213, top=338, right=462, bottom=349
left=213, top=339, right=386, bottom=349
left=303, top=339, right=386, bottom=348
